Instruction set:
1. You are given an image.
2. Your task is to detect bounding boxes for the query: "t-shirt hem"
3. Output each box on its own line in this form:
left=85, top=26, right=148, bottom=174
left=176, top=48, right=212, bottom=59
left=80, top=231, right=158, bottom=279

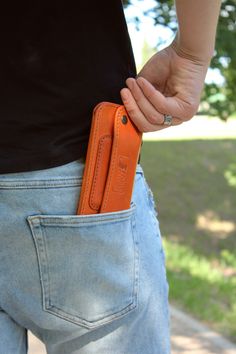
left=0, top=147, right=87, bottom=174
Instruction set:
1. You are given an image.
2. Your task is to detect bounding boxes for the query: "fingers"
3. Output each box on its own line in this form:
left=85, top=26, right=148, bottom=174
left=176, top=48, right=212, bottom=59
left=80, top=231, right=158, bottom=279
left=120, top=78, right=183, bottom=133
left=120, top=87, right=166, bottom=133
left=137, top=76, right=198, bottom=120
left=125, top=78, right=165, bottom=125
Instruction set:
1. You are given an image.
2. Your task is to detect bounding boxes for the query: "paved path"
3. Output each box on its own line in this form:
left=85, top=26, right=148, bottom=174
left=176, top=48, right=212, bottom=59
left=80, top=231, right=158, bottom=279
left=170, top=306, right=236, bottom=354
left=28, top=306, right=236, bottom=353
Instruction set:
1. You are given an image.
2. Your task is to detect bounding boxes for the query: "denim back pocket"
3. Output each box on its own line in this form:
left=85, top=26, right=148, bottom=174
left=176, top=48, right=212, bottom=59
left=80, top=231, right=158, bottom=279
left=27, top=202, right=139, bottom=330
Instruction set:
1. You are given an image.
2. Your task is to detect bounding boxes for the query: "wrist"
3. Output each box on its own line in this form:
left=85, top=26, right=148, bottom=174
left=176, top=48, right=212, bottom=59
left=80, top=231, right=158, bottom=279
left=170, top=34, right=213, bottom=66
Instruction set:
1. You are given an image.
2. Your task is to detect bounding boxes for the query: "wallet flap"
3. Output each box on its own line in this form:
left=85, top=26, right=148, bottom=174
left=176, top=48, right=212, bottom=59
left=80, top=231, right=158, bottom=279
left=100, top=105, right=142, bottom=213
left=77, top=102, right=119, bottom=214
left=89, top=134, right=112, bottom=211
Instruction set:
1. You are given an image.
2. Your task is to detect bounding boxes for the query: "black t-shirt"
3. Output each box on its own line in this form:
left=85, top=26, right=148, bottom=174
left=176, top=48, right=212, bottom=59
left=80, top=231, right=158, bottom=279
left=0, top=1, right=138, bottom=174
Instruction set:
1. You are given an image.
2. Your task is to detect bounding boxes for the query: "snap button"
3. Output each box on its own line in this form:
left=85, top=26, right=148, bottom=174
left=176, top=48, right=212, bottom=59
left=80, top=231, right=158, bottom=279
left=121, top=115, right=128, bottom=124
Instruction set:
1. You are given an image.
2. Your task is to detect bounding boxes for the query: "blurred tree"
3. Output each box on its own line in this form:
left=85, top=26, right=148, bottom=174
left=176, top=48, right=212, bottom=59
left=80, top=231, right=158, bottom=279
left=139, top=39, right=156, bottom=71
left=123, top=0, right=236, bottom=119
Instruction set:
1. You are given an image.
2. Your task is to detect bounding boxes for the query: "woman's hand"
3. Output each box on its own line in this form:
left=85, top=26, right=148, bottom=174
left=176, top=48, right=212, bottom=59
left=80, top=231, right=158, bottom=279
left=120, top=44, right=210, bottom=133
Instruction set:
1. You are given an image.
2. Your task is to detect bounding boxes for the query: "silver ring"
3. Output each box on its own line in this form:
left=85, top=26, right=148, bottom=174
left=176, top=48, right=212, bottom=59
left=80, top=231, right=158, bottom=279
left=163, top=114, right=173, bottom=126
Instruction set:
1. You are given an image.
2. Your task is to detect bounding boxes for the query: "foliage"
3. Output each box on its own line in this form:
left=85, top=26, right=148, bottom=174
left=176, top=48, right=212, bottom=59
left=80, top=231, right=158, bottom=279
left=164, top=239, right=236, bottom=340
left=140, top=137, right=236, bottom=341
left=123, top=0, right=236, bottom=119
left=224, top=162, right=236, bottom=187
left=140, top=39, right=156, bottom=68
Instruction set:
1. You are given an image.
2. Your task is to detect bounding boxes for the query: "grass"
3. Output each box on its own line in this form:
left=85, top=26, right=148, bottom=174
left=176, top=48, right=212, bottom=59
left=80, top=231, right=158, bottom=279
left=140, top=139, right=236, bottom=342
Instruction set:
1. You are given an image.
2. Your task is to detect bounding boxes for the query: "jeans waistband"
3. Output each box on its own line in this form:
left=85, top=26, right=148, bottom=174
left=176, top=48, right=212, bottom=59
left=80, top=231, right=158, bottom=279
left=0, top=159, right=144, bottom=189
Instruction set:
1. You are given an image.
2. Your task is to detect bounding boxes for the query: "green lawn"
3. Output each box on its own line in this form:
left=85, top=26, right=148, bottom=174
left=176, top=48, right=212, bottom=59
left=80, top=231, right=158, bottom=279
left=140, top=139, right=236, bottom=342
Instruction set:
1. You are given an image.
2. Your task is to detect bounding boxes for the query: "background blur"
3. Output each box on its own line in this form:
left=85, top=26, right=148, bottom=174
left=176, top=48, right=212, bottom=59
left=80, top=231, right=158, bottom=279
left=123, top=0, right=236, bottom=343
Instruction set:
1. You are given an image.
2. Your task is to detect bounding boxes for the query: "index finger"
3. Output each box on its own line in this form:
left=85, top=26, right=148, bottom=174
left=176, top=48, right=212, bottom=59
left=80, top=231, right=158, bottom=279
left=136, top=76, right=195, bottom=121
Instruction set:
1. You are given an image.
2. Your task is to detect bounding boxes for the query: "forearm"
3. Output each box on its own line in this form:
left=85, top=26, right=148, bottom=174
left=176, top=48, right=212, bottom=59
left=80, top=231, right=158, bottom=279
left=172, top=0, right=221, bottom=63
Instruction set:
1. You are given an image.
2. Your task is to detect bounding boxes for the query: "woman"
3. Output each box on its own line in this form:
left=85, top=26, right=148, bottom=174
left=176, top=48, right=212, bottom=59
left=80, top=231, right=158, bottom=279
left=0, top=1, right=221, bottom=353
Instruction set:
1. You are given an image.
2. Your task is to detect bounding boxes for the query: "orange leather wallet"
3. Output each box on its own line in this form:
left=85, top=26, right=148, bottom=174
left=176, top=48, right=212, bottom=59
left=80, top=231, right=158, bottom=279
left=77, top=101, right=142, bottom=215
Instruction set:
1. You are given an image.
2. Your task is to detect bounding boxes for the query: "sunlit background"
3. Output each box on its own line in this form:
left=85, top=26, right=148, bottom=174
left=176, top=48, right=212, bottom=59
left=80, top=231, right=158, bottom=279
left=123, top=0, right=236, bottom=345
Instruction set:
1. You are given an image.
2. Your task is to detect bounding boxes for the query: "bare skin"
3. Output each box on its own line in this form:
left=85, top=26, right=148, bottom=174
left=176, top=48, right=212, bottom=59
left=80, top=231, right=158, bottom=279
left=120, top=0, right=221, bottom=133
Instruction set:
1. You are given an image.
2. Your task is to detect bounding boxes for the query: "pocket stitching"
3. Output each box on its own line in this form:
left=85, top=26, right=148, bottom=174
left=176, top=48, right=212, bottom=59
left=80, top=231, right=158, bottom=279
left=27, top=222, right=51, bottom=314
left=28, top=203, right=136, bottom=227
left=27, top=207, right=139, bottom=330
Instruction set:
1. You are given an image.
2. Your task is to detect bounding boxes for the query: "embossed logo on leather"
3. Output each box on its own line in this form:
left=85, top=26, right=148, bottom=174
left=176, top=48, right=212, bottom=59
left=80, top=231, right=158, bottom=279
left=112, top=155, right=129, bottom=193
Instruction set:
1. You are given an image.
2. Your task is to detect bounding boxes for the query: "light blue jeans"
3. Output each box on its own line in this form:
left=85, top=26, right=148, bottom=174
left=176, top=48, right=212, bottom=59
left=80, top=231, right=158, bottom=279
left=0, top=158, right=170, bottom=354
